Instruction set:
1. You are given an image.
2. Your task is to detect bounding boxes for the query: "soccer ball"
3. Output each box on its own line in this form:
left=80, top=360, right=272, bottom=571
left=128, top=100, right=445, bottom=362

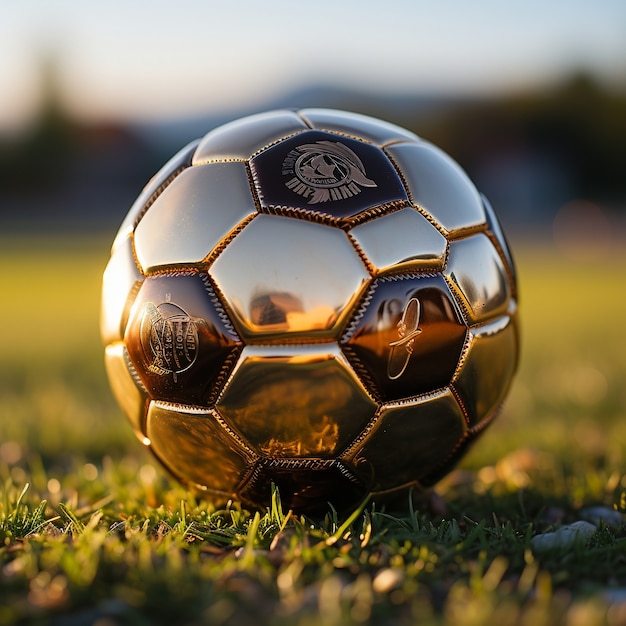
left=101, top=109, right=519, bottom=512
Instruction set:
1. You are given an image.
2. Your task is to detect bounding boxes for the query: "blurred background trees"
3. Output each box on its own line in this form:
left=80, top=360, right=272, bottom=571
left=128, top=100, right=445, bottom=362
left=1, top=53, right=624, bottom=237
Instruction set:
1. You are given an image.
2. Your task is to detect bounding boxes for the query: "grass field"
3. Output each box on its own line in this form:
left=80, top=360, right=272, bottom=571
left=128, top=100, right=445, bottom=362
left=1, top=233, right=626, bottom=625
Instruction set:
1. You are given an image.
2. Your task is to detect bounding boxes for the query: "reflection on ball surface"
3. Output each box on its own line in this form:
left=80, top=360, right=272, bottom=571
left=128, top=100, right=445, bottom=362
left=101, top=109, right=519, bottom=512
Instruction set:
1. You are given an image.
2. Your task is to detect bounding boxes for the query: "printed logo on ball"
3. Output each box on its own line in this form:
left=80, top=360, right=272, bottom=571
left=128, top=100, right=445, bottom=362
left=139, top=302, right=199, bottom=380
left=281, top=140, right=377, bottom=204
left=387, top=297, right=422, bottom=380
left=250, top=130, right=408, bottom=220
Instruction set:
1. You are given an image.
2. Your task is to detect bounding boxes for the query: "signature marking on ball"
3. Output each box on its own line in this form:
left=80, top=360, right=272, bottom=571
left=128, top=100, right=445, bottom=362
left=140, top=302, right=199, bottom=381
left=282, top=140, right=377, bottom=204
left=387, top=297, right=422, bottom=380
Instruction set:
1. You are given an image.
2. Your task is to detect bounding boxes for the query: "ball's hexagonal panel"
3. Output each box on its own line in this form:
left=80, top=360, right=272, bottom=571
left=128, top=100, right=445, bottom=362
left=350, top=389, right=468, bottom=492
left=348, top=206, right=448, bottom=275
left=385, top=142, right=486, bottom=235
left=113, top=139, right=200, bottom=250
left=299, top=108, right=420, bottom=147
left=101, top=236, right=143, bottom=345
left=133, top=162, right=257, bottom=273
left=146, top=402, right=253, bottom=495
left=452, top=314, right=519, bottom=428
left=239, top=458, right=365, bottom=513
left=216, top=344, right=377, bottom=458
left=444, top=234, right=511, bottom=325
left=250, top=130, right=407, bottom=221
left=209, top=214, right=370, bottom=342
left=193, top=110, right=308, bottom=164
left=482, top=194, right=517, bottom=298
left=342, top=274, right=467, bottom=402
left=104, top=343, right=149, bottom=441
left=125, top=272, right=242, bottom=406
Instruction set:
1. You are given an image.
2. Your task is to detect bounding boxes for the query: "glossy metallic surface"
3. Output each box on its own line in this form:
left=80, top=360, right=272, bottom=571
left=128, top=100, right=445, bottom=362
left=342, top=274, right=467, bottom=401
left=348, top=206, right=447, bottom=275
left=452, top=314, right=518, bottom=428
left=193, top=110, right=308, bottom=164
left=125, top=273, right=242, bottom=406
left=101, top=108, right=519, bottom=511
left=134, top=162, right=257, bottom=273
left=444, top=234, right=511, bottom=324
left=104, top=343, right=149, bottom=441
left=210, top=214, right=370, bottom=342
left=386, top=142, right=486, bottom=234
left=482, top=194, right=517, bottom=298
left=350, top=389, right=467, bottom=492
left=100, top=236, right=143, bottom=344
left=113, top=139, right=199, bottom=251
left=299, top=108, right=420, bottom=147
left=250, top=130, right=408, bottom=222
left=216, top=345, right=377, bottom=458
left=239, top=458, right=364, bottom=513
left=146, top=402, right=252, bottom=494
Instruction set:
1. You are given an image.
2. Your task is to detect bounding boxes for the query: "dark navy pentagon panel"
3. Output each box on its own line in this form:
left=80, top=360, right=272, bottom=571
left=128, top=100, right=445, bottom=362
left=250, top=130, right=408, bottom=221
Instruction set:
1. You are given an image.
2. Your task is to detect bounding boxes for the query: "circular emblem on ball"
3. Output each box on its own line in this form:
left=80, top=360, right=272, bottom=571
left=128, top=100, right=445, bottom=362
left=139, top=302, right=199, bottom=380
left=283, top=140, right=377, bottom=203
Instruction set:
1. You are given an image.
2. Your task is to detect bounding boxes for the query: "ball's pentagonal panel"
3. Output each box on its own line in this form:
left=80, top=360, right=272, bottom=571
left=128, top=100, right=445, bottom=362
left=216, top=345, right=377, bottom=458
left=444, top=234, right=511, bottom=325
left=299, top=108, right=420, bottom=147
left=104, top=343, right=149, bottom=441
left=125, top=273, right=242, bottom=406
left=351, top=389, right=468, bottom=492
left=342, top=274, right=467, bottom=402
left=146, top=402, right=253, bottom=495
left=210, top=214, right=370, bottom=342
left=113, top=139, right=200, bottom=250
left=385, top=142, right=486, bottom=234
left=193, top=110, right=308, bottom=164
left=101, top=236, right=143, bottom=345
left=348, top=206, right=448, bottom=275
left=133, top=162, right=257, bottom=273
left=240, top=458, right=365, bottom=513
left=452, top=314, right=518, bottom=428
left=482, top=194, right=517, bottom=298
left=250, top=130, right=408, bottom=221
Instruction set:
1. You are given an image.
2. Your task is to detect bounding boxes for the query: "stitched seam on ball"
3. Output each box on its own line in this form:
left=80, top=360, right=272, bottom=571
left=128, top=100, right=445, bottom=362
left=123, top=347, right=148, bottom=395
left=244, top=160, right=263, bottom=212
left=132, top=165, right=188, bottom=231
left=198, top=273, right=241, bottom=342
left=248, top=129, right=309, bottom=160
left=450, top=329, right=473, bottom=387
left=346, top=232, right=376, bottom=277
left=340, top=407, right=384, bottom=460
left=207, top=348, right=242, bottom=408
left=442, top=273, right=473, bottom=327
left=259, top=203, right=342, bottom=227
left=448, top=382, right=472, bottom=427
left=343, top=200, right=409, bottom=229
left=486, top=230, right=518, bottom=300
left=340, top=280, right=376, bottom=343
left=468, top=402, right=503, bottom=436
left=200, top=213, right=257, bottom=268
left=292, top=117, right=377, bottom=146
left=151, top=401, right=258, bottom=458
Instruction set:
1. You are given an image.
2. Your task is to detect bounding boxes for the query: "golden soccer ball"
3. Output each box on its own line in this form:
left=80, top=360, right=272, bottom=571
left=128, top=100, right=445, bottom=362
left=101, top=109, right=519, bottom=511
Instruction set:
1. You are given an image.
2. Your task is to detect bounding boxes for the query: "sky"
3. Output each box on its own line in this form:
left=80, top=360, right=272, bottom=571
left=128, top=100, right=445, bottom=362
left=1, top=0, right=625, bottom=132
